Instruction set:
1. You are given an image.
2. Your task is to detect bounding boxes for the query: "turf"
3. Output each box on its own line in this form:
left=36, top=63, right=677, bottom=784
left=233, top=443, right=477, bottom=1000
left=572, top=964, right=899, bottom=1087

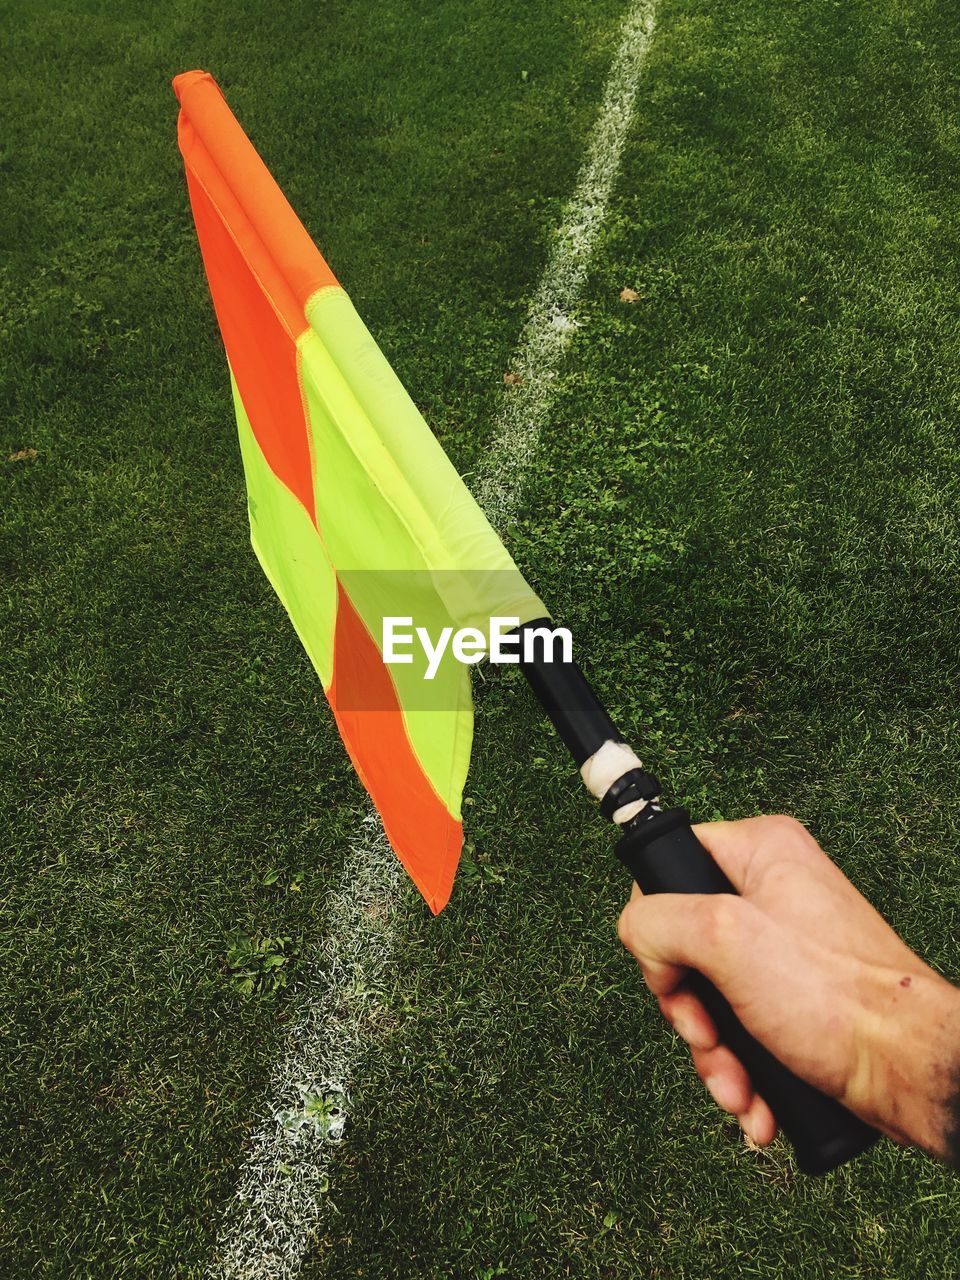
left=2, top=0, right=960, bottom=1276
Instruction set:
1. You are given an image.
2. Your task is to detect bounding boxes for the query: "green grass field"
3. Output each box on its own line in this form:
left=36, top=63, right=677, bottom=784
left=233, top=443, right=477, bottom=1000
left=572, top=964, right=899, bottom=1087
left=4, top=0, right=960, bottom=1275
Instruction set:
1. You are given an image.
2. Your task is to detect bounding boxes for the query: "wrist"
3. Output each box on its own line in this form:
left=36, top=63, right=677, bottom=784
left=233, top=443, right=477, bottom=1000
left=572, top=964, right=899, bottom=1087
left=858, top=962, right=960, bottom=1160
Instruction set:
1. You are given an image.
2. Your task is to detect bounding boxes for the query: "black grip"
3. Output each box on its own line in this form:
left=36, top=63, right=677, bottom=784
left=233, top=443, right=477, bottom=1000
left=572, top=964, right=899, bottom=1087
left=617, top=808, right=880, bottom=1174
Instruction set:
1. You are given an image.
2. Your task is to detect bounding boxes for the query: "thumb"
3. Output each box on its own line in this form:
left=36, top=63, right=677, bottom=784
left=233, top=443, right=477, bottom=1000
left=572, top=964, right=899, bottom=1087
left=618, top=886, right=762, bottom=998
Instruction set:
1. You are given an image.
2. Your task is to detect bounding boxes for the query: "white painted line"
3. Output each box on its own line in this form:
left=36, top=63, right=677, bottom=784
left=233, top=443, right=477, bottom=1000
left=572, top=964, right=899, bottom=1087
left=475, top=0, right=656, bottom=527
left=208, top=4, right=656, bottom=1275
left=208, top=818, right=401, bottom=1280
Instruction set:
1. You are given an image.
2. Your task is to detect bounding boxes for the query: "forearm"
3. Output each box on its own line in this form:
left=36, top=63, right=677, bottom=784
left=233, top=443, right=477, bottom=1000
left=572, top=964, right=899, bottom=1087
left=858, top=964, right=960, bottom=1164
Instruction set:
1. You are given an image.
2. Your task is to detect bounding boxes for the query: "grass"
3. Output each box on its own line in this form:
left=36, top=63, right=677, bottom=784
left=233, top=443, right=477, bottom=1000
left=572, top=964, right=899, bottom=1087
left=2, top=0, right=960, bottom=1275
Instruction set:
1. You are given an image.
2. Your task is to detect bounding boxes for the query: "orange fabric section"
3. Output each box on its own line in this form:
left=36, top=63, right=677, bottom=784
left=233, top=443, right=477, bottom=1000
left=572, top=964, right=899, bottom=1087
left=177, top=106, right=304, bottom=338
left=181, top=164, right=318, bottom=523
left=173, top=71, right=338, bottom=319
left=329, top=581, right=462, bottom=914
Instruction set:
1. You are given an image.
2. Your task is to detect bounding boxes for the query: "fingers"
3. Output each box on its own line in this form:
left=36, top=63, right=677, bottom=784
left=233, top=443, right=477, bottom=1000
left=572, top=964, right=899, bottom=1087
left=633, top=914, right=780, bottom=1148
left=690, top=1042, right=777, bottom=1146
left=692, top=1042, right=754, bottom=1115
left=618, top=883, right=686, bottom=994
left=658, top=980, right=753, bottom=1118
left=618, top=882, right=761, bottom=996
left=658, top=986, right=718, bottom=1051
left=664, top=997, right=779, bottom=1145
left=740, top=1092, right=777, bottom=1146
left=617, top=825, right=800, bottom=1150
left=617, top=815, right=820, bottom=986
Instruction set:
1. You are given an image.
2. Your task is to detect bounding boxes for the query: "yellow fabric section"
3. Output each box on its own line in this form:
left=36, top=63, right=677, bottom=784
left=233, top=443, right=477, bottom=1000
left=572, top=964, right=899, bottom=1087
left=296, top=335, right=472, bottom=818
left=304, top=288, right=547, bottom=628
left=294, top=290, right=546, bottom=818
left=230, top=372, right=338, bottom=688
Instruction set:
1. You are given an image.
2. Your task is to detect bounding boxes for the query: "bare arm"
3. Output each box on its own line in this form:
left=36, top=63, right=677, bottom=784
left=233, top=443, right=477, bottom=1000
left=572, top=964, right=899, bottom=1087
left=616, top=814, right=960, bottom=1162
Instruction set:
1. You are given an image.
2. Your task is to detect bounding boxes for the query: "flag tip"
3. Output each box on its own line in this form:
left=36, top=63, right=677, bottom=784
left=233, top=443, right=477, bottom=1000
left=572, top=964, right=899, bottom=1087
left=172, top=69, right=211, bottom=104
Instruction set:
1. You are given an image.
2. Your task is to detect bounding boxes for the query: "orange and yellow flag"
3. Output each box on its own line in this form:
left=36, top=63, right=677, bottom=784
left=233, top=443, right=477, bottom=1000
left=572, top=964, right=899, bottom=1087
left=174, top=71, right=544, bottom=912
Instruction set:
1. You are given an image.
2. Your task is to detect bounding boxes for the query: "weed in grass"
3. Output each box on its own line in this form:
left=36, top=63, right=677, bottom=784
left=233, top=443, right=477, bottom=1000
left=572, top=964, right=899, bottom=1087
left=225, top=933, right=301, bottom=998
left=278, top=1090, right=347, bottom=1142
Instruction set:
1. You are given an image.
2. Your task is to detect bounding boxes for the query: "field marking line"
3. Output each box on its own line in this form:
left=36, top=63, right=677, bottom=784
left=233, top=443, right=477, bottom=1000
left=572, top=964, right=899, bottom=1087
left=209, top=818, right=400, bottom=1280
left=208, top=4, right=656, bottom=1276
left=475, top=0, right=656, bottom=526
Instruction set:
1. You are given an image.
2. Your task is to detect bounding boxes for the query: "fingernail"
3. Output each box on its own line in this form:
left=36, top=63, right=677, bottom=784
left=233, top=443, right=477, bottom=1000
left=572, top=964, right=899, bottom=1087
left=741, top=1111, right=768, bottom=1147
left=739, top=1112, right=758, bottom=1143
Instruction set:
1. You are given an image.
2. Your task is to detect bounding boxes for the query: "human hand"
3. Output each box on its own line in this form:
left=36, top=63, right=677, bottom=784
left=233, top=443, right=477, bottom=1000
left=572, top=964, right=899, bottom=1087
left=617, top=815, right=960, bottom=1162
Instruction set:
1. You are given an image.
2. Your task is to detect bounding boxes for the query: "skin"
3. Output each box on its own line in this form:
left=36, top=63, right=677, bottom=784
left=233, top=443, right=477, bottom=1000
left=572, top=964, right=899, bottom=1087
left=617, top=815, right=960, bottom=1163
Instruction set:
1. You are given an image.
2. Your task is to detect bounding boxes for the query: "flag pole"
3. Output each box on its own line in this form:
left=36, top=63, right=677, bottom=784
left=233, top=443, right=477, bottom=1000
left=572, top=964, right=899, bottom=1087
left=516, top=620, right=880, bottom=1175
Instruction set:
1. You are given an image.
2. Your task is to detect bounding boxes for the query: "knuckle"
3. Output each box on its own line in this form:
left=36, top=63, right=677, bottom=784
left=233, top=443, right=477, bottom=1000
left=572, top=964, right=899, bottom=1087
left=697, top=893, right=748, bottom=953
left=761, top=812, right=809, bottom=850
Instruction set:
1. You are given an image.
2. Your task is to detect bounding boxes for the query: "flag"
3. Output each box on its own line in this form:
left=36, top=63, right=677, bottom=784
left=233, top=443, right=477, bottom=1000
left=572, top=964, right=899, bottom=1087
left=174, top=71, right=545, bottom=912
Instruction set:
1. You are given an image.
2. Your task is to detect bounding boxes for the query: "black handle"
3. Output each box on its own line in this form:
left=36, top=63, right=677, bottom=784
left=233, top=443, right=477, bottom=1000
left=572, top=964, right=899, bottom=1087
left=617, top=808, right=881, bottom=1174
